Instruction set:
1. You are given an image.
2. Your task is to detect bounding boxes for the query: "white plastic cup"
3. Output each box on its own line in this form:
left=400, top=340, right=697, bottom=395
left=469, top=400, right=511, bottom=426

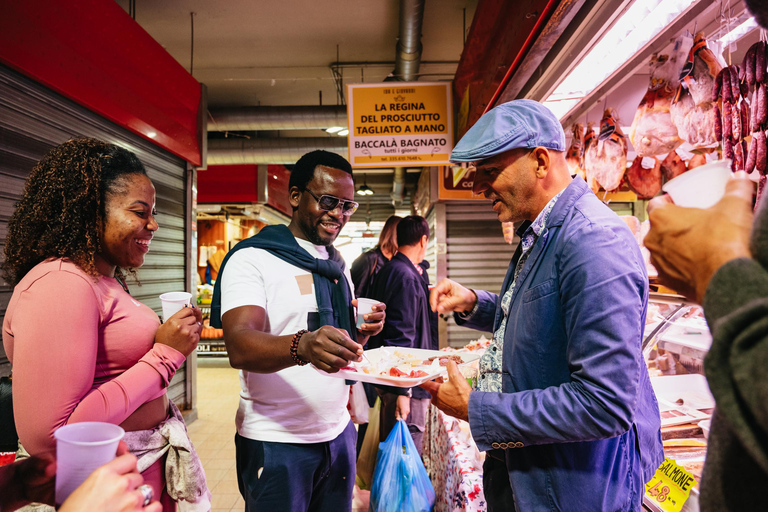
left=356, top=298, right=378, bottom=329
left=54, top=422, right=125, bottom=505
left=159, top=291, right=193, bottom=322
left=661, top=159, right=732, bottom=209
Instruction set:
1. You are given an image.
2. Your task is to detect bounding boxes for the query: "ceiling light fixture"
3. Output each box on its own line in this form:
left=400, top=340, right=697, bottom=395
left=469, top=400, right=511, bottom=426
left=357, top=175, right=374, bottom=196
left=543, top=0, right=696, bottom=119
left=326, top=126, right=344, bottom=133
left=718, top=16, right=758, bottom=48
left=337, top=129, right=350, bottom=136
left=357, top=184, right=374, bottom=196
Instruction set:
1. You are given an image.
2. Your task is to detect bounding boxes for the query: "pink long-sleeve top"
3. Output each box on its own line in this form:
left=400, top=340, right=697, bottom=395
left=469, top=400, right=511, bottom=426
left=2, top=258, right=186, bottom=455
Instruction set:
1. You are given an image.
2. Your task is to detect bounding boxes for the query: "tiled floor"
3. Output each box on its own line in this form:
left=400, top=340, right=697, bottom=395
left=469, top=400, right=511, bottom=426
left=187, top=357, right=370, bottom=512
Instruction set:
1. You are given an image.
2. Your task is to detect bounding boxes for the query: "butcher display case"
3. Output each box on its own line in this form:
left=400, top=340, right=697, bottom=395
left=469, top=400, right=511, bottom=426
left=642, top=293, right=713, bottom=512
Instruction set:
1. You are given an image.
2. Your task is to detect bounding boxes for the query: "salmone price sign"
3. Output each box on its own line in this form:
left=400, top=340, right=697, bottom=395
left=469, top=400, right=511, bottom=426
left=346, top=82, right=453, bottom=167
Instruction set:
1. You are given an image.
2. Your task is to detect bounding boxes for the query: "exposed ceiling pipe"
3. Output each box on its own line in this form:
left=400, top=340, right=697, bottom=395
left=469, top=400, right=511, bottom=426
left=208, top=105, right=348, bottom=132
left=207, top=137, right=348, bottom=165
left=390, top=167, right=406, bottom=206
left=392, top=0, right=425, bottom=81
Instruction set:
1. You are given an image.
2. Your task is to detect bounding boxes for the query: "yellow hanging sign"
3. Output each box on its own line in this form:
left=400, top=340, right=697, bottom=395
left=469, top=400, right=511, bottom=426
left=644, top=457, right=697, bottom=512
left=346, top=82, right=453, bottom=167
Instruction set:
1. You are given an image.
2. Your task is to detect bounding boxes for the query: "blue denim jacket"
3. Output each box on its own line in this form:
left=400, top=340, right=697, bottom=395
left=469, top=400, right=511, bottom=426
left=459, top=177, right=664, bottom=511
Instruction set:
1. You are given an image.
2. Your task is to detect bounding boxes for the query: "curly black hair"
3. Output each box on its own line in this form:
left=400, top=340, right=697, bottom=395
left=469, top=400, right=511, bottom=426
left=2, top=138, right=147, bottom=286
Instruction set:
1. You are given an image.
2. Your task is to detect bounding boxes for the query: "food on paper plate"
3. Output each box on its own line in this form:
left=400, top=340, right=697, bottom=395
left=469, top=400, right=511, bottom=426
left=423, top=354, right=464, bottom=366
left=353, top=349, right=466, bottom=379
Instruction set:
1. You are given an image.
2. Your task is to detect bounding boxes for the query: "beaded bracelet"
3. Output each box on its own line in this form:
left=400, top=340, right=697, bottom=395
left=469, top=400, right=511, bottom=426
left=290, top=329, right=309, bottom=366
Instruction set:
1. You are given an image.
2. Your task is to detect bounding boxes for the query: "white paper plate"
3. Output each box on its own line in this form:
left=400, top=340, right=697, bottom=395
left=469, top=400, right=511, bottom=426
left=313, top=347, right=480, bottom=388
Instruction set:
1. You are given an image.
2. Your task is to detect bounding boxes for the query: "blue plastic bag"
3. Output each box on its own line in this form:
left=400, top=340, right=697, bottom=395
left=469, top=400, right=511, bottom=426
left=369, top=419, right=436, bottom=512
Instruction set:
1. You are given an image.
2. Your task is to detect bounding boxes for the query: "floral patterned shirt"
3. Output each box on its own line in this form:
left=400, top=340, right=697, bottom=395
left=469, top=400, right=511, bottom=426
left=476, top=191, right=564, bottom=392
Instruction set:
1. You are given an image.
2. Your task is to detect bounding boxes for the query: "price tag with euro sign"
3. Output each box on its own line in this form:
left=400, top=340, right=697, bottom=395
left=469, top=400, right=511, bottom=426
left=644, top=457, right=697, bottom=512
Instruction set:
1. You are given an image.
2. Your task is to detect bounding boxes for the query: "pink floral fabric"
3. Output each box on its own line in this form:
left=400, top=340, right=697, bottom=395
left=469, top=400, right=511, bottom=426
left=423, top=405, right=486, bottom=511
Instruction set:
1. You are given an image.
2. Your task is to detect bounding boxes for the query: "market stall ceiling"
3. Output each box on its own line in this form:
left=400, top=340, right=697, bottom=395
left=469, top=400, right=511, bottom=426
left=114, top=0, right=475, bottom=108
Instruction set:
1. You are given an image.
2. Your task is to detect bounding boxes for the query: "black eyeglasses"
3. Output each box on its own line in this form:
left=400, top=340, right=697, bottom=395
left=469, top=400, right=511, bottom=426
left=303, top=188, right=359, bottom=216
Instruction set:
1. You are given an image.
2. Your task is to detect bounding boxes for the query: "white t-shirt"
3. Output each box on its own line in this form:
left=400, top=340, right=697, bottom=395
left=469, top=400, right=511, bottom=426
left=220, top=237, right=353, bottom=443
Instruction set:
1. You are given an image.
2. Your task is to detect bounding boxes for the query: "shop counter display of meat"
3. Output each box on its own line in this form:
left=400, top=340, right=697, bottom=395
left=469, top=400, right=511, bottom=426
left=642, top=299, right=713, bottom=512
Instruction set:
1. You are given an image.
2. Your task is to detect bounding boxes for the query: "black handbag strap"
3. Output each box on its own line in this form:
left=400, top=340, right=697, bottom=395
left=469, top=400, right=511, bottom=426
left=0, top=375, right=19, bottom=452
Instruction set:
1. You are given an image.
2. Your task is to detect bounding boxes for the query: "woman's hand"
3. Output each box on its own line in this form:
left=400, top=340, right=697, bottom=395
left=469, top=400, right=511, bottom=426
left=154, top=305, right=202, bottom=357
left=59, top=443, right=161, bottom=512
left=0, top=452, right=56, bottom=510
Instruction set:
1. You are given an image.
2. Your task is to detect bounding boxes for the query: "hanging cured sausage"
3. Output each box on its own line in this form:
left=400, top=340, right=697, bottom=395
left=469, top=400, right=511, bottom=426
left=739, top=40, right=768, bottom=177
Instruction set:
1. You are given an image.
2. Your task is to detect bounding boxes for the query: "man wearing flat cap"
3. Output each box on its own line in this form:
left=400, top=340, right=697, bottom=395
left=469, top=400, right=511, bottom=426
left=424, top=99, right=664, bottom=511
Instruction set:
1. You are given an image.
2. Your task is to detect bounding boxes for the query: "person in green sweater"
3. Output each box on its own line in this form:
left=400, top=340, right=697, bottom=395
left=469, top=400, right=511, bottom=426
left=645, top=171, right=768, bottom=511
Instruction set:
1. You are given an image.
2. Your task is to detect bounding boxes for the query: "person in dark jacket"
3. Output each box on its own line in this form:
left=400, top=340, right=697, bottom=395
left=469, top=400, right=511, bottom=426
left=369, top=215, right=437, bottom=455
left=646, top=176, right=767, bottom=511
left=350, top=215, right=401, bottom=299
left=645, top=3, right=768, bottom=509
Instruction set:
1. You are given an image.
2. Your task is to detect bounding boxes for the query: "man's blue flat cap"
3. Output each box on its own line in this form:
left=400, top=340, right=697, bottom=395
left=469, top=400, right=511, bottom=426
left=450, top=99, right=566, bottom=162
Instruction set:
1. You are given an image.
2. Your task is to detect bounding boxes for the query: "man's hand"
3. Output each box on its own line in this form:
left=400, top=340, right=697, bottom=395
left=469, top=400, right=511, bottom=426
left=645, top=175, right=754, bottom=303
left=420, top=361, right=471, bottom=422
left=396, top=394, right=410, bottom=421
left=353, top=299, right=386, bottom=338
left=430, top=278, right=477, bottom=315
left=297, top=325, right=363, bottom=373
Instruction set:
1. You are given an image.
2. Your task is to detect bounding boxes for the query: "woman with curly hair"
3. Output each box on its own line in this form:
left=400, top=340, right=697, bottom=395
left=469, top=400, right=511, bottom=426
left=2, top=138, right=208, bottom=511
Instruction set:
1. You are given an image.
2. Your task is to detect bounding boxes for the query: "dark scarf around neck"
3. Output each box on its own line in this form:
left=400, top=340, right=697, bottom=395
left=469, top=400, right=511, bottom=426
left=210, top=225, right=356, bottom=340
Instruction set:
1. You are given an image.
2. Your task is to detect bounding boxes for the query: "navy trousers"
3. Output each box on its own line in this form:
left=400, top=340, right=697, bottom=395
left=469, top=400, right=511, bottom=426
left=483, top=450, right=517, bottom=512
left=235, top=421, right=357, bottom=512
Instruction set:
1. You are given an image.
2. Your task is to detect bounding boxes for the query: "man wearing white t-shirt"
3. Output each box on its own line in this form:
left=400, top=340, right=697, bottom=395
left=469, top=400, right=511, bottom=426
left=211, top=151, right=386, bottom=511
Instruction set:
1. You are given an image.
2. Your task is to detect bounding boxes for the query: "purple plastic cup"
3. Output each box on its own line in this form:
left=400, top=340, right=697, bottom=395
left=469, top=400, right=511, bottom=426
left=54, top=422, right=125, bottom=505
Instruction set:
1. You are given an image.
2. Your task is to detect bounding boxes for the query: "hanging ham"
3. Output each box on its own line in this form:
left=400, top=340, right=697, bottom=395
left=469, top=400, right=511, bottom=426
left=670, top=33, right=722, bottom=149
left=626, top=156, right=662, bottom=199
left=630, top=54, right=682, bottom=157
left=585, top=109, right=627, bottom=192
left=582, top=123, right=601, bottom=193
left=660, top=150, right=687, bottom=181
left=679, top=32, right=723, bottom=106
left=566, top=124, right=586, bottom=179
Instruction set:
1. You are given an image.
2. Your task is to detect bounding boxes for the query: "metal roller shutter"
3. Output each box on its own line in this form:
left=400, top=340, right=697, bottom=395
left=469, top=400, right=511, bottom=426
left=0, top=66, right=190, bottom=408
left=444, top=202, right=519, bottom=348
